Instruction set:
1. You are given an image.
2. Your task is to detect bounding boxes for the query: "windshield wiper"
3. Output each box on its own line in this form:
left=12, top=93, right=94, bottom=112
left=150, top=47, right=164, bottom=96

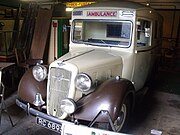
left=99, top=39, right=106, bottom=44
left=87, top=39, right=107, bottom=44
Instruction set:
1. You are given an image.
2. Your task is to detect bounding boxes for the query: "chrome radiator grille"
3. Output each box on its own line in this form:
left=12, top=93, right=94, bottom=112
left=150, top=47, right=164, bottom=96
left=48, top=67, right=72, bottom=118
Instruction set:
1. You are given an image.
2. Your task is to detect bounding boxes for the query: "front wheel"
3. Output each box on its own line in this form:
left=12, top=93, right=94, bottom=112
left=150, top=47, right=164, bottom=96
left=113, top=96, right=131, bottom=132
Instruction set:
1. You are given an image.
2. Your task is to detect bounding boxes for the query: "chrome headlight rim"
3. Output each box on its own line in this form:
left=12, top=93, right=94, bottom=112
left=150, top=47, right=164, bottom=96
left=60, top=98, right=77, bottom=114
left=32, top=65, right=47, bottom=82
left=75, top=73, right=92, bottom=92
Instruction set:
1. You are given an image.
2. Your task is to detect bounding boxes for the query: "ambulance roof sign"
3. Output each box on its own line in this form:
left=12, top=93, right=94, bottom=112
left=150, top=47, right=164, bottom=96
left=87, top=11, right=117, bottom=17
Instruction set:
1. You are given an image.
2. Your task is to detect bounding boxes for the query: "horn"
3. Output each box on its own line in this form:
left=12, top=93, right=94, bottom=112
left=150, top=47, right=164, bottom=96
left=33, top=93, right=45, bottom=107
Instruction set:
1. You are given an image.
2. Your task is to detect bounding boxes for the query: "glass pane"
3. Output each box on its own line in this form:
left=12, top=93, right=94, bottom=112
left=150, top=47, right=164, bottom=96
left=72, top=20, right=132, bottom=47
left=137, top=19, right=151, bottom=47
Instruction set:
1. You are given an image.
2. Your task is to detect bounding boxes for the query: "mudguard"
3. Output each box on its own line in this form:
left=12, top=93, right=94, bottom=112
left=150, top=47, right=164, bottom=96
left=74, top=77, right=135, bottom=122
left=17, top=68, right=47, bottom=104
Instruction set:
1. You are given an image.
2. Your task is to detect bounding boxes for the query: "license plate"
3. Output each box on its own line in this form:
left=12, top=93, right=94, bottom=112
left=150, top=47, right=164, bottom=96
left=36, top=117, right=62, bottom=133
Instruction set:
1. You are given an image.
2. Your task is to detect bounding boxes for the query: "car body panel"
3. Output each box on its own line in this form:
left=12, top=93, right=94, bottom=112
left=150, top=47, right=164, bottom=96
left=18, top=68, right=47, bottom=104
left=74, top=78, right=135, bottom=122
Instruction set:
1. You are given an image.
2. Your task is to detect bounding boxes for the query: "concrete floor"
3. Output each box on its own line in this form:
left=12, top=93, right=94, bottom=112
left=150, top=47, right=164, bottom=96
left=0, top=70, right=180, bottom=135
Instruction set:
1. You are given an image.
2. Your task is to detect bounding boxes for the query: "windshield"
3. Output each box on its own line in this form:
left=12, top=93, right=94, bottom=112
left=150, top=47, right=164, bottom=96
left=72, top=20, right=132, bottom=47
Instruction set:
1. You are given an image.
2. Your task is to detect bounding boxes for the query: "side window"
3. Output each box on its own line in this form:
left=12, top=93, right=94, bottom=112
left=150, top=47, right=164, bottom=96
left=137, top=19, right=152, bottom=47
left=154, top=20, right=162, bottom=39
left=154, top=20, right=158, bottom=39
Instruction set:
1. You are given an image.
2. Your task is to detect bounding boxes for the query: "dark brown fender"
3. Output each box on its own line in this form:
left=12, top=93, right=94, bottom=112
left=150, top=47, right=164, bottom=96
left=17, top=68, right=47, bottom=104
left=74, top=78, right=135, bottom=122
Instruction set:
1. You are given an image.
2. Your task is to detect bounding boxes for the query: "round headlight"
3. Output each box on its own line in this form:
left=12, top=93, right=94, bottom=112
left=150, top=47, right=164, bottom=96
left=60, top=98, right=76, bottom=114
left=75, top=73, right=92, bottom=92
left=32, top=65, right=47, bottom=82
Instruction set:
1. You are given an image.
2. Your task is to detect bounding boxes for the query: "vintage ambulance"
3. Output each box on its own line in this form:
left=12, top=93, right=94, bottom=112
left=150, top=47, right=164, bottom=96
left=16, top=1, right=163, bottom=134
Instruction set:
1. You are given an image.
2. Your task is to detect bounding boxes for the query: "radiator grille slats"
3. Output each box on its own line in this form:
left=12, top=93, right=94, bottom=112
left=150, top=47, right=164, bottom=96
left=48, top=67, right=72, bottom=118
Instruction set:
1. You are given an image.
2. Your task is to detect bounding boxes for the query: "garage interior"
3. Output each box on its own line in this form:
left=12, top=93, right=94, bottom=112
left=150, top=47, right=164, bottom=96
left=0, top=0, right=180, bottom=135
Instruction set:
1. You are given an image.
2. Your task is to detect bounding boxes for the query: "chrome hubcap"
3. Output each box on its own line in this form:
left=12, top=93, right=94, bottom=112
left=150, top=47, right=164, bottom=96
left=114, top=104, right=127, bottom=132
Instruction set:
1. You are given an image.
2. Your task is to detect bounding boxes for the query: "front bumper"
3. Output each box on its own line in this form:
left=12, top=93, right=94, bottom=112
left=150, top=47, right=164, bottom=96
left=16, top=99, right=130, bottom=135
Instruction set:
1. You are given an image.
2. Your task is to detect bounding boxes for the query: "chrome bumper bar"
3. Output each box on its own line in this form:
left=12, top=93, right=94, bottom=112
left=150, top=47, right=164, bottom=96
left=16, top=99, right=69, bottom=125
left=16, top=99, right=130, bottom=135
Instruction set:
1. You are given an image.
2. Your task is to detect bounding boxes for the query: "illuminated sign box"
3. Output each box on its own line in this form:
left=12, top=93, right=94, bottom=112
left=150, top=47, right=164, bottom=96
left=66, top=2, right=95, bottom=8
